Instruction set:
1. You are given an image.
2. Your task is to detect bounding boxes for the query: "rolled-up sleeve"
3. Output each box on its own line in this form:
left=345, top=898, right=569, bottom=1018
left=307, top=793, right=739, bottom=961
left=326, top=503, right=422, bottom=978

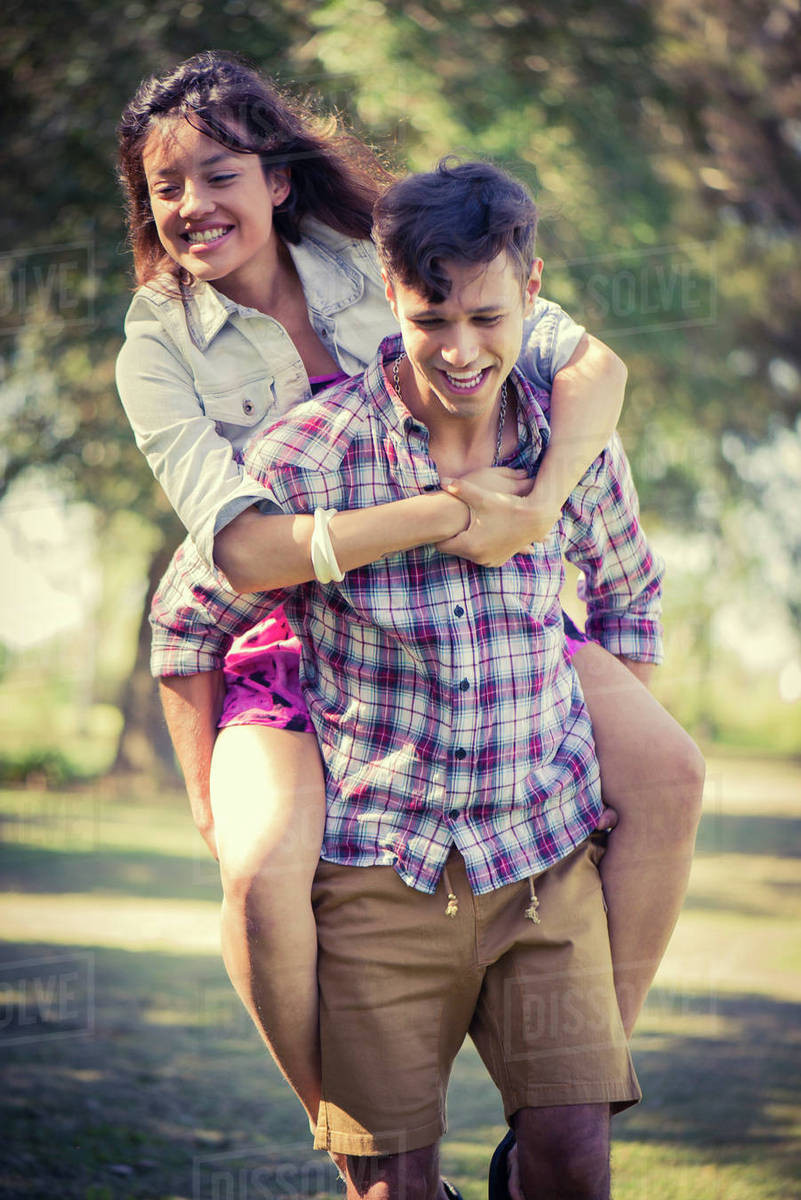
left=116, top=313, right=269, bottom=567
left=149, top=537, right=290, bottom=677
left=517, top=297, right=587, bottom=389
left=561, top=434, right=664, bottom=664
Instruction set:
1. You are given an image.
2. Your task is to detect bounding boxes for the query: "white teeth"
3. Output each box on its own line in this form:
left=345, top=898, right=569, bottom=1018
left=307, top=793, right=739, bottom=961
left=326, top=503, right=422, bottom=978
left=445, top=369, right=484, bottom=389
left=186, top=227, right=230, bottom=244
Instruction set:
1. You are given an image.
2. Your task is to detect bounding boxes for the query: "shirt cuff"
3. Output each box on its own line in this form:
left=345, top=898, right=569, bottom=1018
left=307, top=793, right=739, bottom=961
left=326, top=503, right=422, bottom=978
left=202, top=481, right=285, bottom=568
left=585, top=614, right=664, bottom=665
left=149, top=625, right=230, bottom=678
left=520, top=297, right=586, bottom=387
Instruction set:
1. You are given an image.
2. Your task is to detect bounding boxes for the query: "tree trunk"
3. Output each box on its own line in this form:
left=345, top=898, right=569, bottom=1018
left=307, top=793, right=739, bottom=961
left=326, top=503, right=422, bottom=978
left=110, top=529, right=183, bottom=778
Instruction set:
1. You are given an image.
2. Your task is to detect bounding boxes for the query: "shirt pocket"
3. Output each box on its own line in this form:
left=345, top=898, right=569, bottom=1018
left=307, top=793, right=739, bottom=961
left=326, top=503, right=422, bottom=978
left=507, top=529, right=565, bottom=617
left=198, top=375, right=275, bottom=433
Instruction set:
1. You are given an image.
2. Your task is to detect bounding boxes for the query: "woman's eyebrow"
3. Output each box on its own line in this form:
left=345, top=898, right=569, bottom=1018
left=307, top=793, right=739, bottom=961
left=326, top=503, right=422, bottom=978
left=199, top=152, right=239, bottom=167
left=150, top=151, right=239, bottom=176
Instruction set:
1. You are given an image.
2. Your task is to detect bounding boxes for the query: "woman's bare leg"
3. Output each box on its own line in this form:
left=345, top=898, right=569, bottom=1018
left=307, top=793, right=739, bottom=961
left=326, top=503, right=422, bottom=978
left=210, top=725, right=325, bottom=1125
left=571, top=643, right=705, bottom=1036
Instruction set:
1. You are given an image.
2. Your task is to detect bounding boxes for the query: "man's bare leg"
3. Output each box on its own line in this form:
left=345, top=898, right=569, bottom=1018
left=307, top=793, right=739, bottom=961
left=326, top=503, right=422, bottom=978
left=344, top=1145, right=441, bottom=1200
left=513, top=1104, right=611, bottom=1200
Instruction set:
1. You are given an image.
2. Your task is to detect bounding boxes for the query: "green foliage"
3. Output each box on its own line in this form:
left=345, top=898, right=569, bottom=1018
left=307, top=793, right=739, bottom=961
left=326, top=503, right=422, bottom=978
left=1, top=0, right=799, bottom=753
left=3, top=0, right=799, bottom=516
left=0, top=747, right=79, bottom=787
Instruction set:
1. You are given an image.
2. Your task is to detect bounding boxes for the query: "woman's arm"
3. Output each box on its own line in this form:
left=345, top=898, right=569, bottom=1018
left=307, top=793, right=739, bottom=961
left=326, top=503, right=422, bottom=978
left=525, top=333, right=627, bottom=532
left=215, top=331, right=626, bottom=587
left=116, top=313, right=267, bottom=569
left=213, top=469, right=531, bottom=593
left=441, top=334, right=627, bottom=565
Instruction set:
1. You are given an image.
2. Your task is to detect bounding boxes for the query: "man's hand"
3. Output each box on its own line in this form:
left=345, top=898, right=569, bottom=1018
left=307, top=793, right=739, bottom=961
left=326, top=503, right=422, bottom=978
left=436, top=467, right=554, bottom=567
left=159, top=671, right=225, bottom=860
left=186, top=787, right=219, bottom=860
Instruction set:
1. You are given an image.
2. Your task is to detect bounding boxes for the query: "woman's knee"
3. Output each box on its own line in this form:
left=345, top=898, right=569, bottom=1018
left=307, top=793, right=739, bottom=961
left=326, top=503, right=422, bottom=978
left=216, top=818, right=321, bottom=906
left=655, top=726, right=705, bottom=838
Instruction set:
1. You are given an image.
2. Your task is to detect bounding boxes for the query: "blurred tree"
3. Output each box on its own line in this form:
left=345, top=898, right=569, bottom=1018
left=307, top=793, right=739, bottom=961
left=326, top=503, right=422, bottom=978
left=305, top=0, right=801, bottom=680
left=1, top=0, right=799, bottom=769
left=0, top=0, right=313, bottom=773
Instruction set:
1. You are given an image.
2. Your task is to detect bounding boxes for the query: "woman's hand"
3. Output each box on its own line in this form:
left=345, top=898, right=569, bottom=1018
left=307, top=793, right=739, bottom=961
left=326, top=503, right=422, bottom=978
left=435, top=466, right=558, bottom=567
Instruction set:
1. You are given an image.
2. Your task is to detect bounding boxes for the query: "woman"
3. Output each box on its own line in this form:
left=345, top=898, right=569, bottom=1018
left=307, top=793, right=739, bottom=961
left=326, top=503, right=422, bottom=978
left=116, top=51, right=704, bottom=1129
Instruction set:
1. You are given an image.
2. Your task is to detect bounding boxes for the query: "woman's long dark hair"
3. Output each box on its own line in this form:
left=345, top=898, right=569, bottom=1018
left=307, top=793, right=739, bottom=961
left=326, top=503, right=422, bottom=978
left=118, top=50, right=395, bottom=289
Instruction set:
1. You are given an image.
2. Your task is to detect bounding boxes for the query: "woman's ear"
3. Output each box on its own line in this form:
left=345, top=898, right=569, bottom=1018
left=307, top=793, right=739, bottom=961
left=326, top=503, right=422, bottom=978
left=269, top=167, right=292, bottom=207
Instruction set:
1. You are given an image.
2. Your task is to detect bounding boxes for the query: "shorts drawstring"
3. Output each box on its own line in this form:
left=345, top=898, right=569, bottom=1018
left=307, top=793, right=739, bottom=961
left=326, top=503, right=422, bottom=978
left=525, top=877, right=541, bottom=924
left=442, top=867, right=541, bottom=924
left=443, top=865, right=459, bottom=918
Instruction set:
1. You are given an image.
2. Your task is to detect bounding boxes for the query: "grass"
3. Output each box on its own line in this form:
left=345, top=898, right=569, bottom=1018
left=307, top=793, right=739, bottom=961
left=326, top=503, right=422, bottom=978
left=1, top=753, right=801, bottom=1199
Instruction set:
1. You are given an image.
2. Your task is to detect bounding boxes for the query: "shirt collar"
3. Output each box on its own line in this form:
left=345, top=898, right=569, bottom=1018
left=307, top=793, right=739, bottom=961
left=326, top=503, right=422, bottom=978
left=286, top=218, right=363, bottom=317
left=181, top=218, right=364, bottom=351
left=182, top=280, right=238, bottom=349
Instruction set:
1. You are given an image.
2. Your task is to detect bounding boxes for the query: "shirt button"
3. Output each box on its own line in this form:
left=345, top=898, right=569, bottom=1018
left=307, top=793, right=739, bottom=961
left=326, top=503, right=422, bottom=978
left=242, top=398, right=254, bottom=415
left=423, top=482, right=439, bottom=492
left=320, top=328, right=329, bottom=338
left=459, top=679, right=470, bottom=692
left=454, top=748, right=467, bottom=760
left=448, top=809, right=461, bottom=820
left=454, top=605, right=464, bottom=617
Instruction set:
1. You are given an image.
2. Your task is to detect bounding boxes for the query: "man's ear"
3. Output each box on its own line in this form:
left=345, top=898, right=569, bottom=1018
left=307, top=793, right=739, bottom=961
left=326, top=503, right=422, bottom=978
left=524, top=259, right=544, bottom=314
left=382, top=269, right=399, bottom=320
left=269, top=167, right=292, bottom=207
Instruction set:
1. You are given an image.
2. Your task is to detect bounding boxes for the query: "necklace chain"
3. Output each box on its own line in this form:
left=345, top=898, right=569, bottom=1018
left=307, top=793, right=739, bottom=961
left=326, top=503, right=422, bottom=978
left=392, top=353, right=508, bottom=467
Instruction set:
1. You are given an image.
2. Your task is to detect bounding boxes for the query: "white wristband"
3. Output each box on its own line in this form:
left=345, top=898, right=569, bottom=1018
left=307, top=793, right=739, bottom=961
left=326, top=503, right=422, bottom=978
left=310, top=507, right=345, bottom=584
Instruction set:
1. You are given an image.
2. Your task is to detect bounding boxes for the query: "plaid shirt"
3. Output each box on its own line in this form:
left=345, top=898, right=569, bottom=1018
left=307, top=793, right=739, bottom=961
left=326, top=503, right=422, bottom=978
left=152, top=335, right=664, bottom=896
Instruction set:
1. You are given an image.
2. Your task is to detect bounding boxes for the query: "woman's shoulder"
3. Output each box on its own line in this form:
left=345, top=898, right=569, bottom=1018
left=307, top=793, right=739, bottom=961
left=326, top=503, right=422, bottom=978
left=118, top=277, right=193, bottom=376
left=298, top=217, right=383, bottom=287
left=123, top=276, right=185, bottom=328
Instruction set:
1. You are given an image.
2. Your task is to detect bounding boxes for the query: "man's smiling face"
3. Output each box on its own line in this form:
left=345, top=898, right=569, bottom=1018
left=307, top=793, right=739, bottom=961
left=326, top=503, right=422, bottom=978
left=384, top=251, right=542, bottom=427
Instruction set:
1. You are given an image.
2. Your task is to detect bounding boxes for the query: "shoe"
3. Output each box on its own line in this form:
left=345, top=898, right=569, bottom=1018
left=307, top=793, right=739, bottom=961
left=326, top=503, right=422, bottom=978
left=487, top=1128, right=515, bottom=1200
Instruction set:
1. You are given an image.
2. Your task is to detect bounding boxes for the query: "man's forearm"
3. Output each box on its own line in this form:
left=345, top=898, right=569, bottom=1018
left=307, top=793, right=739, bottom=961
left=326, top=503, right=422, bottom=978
left=159, top=670, right=226, bottom=856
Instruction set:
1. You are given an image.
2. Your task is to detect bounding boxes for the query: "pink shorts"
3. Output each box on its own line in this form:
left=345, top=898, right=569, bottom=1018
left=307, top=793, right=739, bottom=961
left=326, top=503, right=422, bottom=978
left=563, top=610, right=590, bottom=659
left=218, top=607, right=313, bottom=733
left=218, top=610, right=592, bottom=733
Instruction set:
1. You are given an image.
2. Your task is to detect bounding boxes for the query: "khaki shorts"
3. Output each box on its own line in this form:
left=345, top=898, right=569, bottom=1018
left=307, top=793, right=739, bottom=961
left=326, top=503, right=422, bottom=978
left=312, top=840, right=640, bottom=1157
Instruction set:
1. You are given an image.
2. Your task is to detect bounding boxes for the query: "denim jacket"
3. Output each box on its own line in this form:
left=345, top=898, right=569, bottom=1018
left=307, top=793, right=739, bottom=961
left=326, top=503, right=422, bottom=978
left=117, top=217, right=585, bottom=566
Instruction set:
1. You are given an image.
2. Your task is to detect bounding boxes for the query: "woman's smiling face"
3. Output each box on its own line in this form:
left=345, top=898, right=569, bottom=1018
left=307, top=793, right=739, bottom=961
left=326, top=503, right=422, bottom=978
left=142, top=117, right=290, bottom=296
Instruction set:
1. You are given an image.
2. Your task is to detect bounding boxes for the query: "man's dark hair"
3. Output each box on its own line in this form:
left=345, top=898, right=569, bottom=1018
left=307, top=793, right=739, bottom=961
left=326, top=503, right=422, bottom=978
left=372, top=158, right=538, bottom=302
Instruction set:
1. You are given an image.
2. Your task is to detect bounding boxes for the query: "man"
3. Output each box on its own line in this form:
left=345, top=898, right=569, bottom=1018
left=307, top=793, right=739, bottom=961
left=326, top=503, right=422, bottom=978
left=152, top=160, right=663, bottom=1200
